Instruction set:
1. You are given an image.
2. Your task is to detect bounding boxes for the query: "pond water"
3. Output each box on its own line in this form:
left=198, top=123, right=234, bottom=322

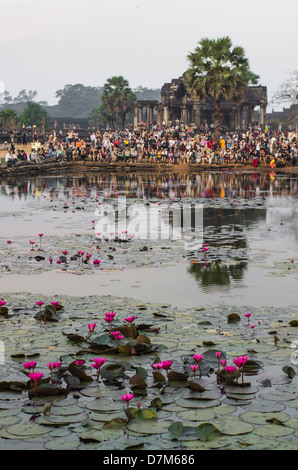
left=0, top=171, right=297, bottom=309
left=1, top=171, right=298, bottom=451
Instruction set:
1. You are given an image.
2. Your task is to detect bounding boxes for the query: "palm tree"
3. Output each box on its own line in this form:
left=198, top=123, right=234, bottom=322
left=100, top=76, right=136, bottom=129
left=186, top=37, right=259, bottom=136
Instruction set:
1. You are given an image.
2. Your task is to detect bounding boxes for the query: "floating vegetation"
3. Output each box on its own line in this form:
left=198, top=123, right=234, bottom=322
left=0, top=293, right=297, bottom=450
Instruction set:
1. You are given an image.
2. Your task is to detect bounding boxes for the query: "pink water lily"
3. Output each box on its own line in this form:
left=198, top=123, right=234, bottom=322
left=0, top=300, right=6, bottom=308
left=193, top=354, right=204, bottom=363
left=35, top=301, right=44, bottom=307
left=124, top=316, right=137, bottom=324
left=29, top=371, right=43, bottom=395
left=121, top=393, right=134, bottom=406
left=161, top=360, right=173, bottom=371
left=23, top=361, right=37, bottom=371
left=190, top=364, right=199, bottom=376
left=225, top=365, right=237, bottom=375
left=152, top=362, right=164, bottom=371
left=215, top=351, right=222, bottom=372
left=49, top=258, right=53, bottom=264
left=91, top=357, right=107, bottom=381
left=221, top=359, right=227, bottom=367
left=88, top=323, right=96, bottom=333
left=92, top=358, right=107, bottom=369
left=93, top=259, right=100, bottom=265
left=233, top=355, right=248, bottom=382
left=50, top=301, right=62, bottom=310
left=104, top=312, right=116, bottom=330
left=7, top=240, right=11, bottom=244
left=233, top=356, right=248, bottom=368
left=29, top=371, right=43, bottom=383
left=110, top=331, right=124, bottom=343
left=193, top=354, right=204, bottom=377
left=74, top=360, right=85, bottom=367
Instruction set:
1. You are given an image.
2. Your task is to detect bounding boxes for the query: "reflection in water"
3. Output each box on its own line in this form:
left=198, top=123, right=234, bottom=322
left=0, top=172, right=298, bottom=202
left=188, top=260, right=248, bottom=287
left=186, top=206, right=269, bottom=288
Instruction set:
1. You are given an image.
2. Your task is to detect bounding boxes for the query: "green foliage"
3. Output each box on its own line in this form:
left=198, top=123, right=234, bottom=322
left=55, top=84, right=103, bottom=118
left=186, top=36, right=259, bottom=131
left=100, top=76, right=136, bottom=129
left=88, top=107, right=102, bottom=128
left=0, top=109, right=19, bottom=130
left=19, top=101, right=49, bottom=128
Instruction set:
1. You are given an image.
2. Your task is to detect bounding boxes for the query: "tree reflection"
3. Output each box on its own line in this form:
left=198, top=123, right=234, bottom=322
left=188, top=259, right=247, bottom=287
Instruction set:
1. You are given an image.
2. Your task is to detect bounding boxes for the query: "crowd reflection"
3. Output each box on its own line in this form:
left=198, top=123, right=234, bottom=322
left=1, top=171, right=298, bottom=201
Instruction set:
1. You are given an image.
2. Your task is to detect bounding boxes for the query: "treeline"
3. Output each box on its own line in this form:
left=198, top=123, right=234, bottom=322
left=0, top=80, right=161, bottom=130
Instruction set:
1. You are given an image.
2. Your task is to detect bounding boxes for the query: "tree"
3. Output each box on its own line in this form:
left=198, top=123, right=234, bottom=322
left=99, top=76, right=136, bottom=129
left=0, top=109, right=19, bottom=131
left=19, top=101, right=49, bottom=128
left=88, top=107, right=102, bottom=128
left=133, top=86, right=161, bottom=101
left=55, top=84, right=103, bottom=117
left=14, top=89, right=38, bottom=104
left=186, top=37, right=259, bottom=136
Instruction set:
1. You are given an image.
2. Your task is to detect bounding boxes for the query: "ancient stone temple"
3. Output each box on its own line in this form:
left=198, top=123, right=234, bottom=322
left=134, top=74, right=267, bottom=130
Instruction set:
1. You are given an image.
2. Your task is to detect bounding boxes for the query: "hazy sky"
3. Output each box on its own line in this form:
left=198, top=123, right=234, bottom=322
left=1, top=0, right=297, bottom=109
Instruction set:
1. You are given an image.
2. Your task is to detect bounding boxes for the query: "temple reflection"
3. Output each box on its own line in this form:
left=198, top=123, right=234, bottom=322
left=1, top=171, right=298, bottom=201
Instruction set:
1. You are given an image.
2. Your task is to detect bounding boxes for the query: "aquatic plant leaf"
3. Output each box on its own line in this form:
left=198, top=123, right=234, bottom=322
left=196, top=422, right=222, bottom=441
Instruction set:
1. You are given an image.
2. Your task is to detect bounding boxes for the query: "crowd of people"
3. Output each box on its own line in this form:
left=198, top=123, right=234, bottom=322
left=2, top=120, right=298, bottom=168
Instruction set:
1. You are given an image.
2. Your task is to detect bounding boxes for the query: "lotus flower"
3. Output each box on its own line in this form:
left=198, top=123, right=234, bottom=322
left=50, top=301, right=62, bottom=310
left=190, top=364, right=199, bottom=376
left=29, top=371, right=43, bottom=395
left=23, top=361, right=37, bottom=371
left=75, top=360, right=85, bottom=367
left=110, top=331, right=124, bottom=342
left=124, top=315, right=137, bottom=324
left=121, top=393, right=134, bottom=406
left=93, top=259, right=100, bottom=265
left=161, top=360, right=173, bottom=371
left=91, top=357, right=107, bottom=381
left=29, top=371, right=43, bottom=383
left=0, top=300, right=6, bottom=308
left=88, top=323, right=96, bottom=333
left=193, top=354, right=204, bottom=363
left=193, top=354, right=204, bottom=377
left=152, top=362, right=164, bottom=371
